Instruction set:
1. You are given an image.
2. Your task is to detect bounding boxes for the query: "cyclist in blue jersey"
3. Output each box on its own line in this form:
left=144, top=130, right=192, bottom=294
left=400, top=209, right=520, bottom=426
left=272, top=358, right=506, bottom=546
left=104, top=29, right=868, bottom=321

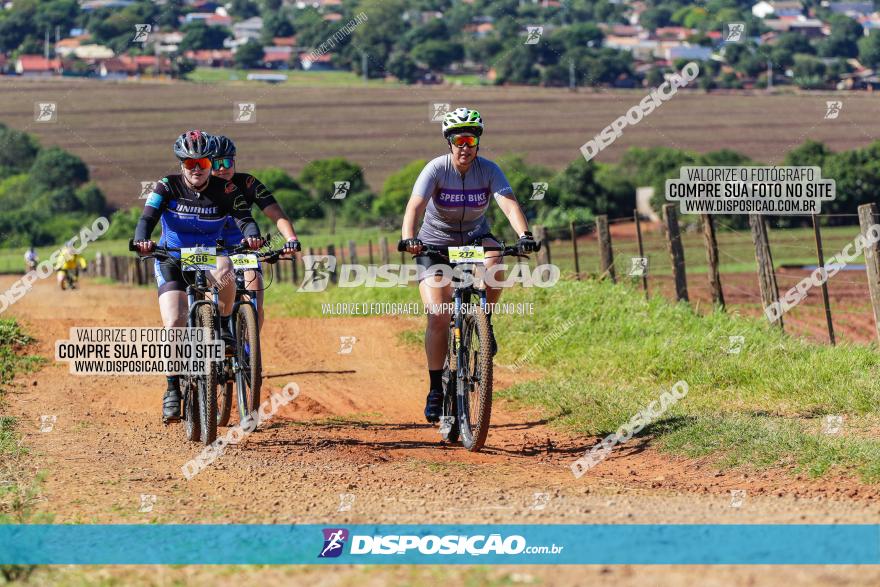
left=133, top=130, right=263, bottom=423
left=210, top=135, right=301, bottom=329
left=400, top=108, right=538, bottom=423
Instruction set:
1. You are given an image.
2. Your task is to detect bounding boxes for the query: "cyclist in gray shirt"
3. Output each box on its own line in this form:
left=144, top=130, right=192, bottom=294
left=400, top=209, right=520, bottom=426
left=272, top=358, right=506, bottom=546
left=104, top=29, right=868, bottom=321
left=400, top=107, right=537, bottom=424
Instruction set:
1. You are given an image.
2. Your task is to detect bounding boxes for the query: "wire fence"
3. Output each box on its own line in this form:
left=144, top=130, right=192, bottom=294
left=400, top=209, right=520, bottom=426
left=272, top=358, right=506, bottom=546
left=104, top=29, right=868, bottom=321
left=88, top=206, right=880, bottom=346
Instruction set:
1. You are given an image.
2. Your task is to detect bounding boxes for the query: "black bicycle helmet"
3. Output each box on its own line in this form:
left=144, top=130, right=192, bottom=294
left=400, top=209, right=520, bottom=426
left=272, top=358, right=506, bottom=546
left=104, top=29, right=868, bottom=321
left=173, top=129, right=215, bottom=159
left=212, top=135, right=236, bottom=158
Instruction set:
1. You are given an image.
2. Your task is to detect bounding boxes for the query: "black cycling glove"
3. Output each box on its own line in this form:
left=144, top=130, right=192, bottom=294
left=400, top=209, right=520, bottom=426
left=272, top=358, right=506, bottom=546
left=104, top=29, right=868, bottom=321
left=517, top=231, right=538, bottom=253
left=283, top=239, right=302, bottom=253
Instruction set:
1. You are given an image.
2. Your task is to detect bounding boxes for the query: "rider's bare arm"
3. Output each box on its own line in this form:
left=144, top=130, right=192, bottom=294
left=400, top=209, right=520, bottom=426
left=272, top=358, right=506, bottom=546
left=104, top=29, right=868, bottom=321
left=402, top=194, right=429, bottom=240
left=262, top=203, right=298, bottom=241
left=495, top=195, right=530, bottom=237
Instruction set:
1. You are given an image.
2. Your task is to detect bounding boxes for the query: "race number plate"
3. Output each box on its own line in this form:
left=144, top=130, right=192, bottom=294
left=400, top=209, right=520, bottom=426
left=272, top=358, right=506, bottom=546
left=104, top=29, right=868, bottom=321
left=181, top=246, right=217, bottom=270
left=447, top=246, right=485, bottom=264
left=231, top=253, right=259, bottom=270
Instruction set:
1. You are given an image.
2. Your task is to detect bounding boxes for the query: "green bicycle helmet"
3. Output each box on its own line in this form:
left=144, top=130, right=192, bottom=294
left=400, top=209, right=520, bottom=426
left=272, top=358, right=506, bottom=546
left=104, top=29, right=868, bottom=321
left=442, top=107, right=483, bottom=138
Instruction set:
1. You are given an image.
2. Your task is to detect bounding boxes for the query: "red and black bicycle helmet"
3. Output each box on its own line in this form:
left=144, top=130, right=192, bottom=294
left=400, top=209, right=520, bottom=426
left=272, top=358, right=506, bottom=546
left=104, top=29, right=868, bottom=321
left=173, top=129, right=215, bottom=160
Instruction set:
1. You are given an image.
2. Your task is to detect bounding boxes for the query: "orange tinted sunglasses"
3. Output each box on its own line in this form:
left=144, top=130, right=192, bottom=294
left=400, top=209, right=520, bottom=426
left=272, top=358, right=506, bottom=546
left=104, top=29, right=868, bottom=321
left=181, top=157, right=211, bottom=170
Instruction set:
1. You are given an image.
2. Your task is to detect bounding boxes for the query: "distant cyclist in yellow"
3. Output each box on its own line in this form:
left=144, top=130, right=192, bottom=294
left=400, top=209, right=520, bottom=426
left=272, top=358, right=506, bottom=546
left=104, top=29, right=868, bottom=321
left=55, top=244, right=86, bottom=290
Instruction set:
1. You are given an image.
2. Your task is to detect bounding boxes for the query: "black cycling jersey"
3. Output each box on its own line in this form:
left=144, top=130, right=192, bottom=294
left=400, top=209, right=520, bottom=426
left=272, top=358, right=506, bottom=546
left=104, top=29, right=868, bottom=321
left=134, top=174, right=260, bottom=250
left=220, top=173, right=279, bottom=242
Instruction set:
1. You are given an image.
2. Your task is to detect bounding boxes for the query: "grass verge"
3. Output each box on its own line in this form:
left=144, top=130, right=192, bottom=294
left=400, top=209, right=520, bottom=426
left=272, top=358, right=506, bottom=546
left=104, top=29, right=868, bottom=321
left=266, top=277, right=880, bottom=481
left=0, top=319, right=48, bottom=582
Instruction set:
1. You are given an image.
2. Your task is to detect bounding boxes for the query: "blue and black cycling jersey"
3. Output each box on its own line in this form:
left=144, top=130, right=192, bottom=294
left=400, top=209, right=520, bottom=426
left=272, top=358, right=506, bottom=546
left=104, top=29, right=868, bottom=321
left=134, top=175, right=260, bottom=255
left=219, top=173, right=279, bottom=244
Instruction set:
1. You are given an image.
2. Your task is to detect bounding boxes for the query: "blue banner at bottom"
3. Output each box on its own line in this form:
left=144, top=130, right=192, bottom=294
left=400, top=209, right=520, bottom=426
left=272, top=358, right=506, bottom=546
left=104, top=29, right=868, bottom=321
left=1, top=524, right=878, bottom=565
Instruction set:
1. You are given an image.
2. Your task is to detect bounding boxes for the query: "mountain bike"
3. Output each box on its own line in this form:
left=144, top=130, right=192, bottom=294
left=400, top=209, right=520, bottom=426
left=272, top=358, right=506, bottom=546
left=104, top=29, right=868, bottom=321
left=59, top=269, right=78, bottom=290
left=216, top=243, right=293, bottom=427
left=398, top=240, right=539, bottom=452
left=130, top=240, right=231, bottom=445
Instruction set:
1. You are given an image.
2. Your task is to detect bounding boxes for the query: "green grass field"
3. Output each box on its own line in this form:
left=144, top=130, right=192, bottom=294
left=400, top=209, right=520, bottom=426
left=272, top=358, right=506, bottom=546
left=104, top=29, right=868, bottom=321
left=265, top=277, right=880, bottom=482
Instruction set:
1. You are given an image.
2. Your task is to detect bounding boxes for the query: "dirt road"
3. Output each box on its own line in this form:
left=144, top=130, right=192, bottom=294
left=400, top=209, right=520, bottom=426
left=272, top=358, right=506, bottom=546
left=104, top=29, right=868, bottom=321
left=3, top=276, right=880, bottom=585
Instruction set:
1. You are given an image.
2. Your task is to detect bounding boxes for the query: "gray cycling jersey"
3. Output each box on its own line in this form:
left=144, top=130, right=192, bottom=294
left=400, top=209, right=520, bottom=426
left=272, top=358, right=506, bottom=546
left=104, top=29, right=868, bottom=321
left=413, top=154, right=514, bottom=245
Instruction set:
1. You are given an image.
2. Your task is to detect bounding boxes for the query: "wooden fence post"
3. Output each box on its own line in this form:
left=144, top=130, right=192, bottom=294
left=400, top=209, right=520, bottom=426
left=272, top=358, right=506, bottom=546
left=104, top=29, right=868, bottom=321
left=858, top=204, right=880, bottom=343
left=749, top=214, right=782, bottom=330
left=380, top=237, right=389, bottom=265
left=812, top=214, right=835, bottom=345
left=569, top=221, right=581, bottom=280
left=534, top=225, right=550, bottom=266
left=662, top=204, right=688, bottom=303
left=596, top=215, right=615, bottom=283
left=634, top=210, right=648, bottom=299
left=368, top=240, right=374, bottom=265
left=348, top=240, right=358, bottom=265
left=701, top=214, right=724, bottom=309
left=326, top=244, right=337, bottom=284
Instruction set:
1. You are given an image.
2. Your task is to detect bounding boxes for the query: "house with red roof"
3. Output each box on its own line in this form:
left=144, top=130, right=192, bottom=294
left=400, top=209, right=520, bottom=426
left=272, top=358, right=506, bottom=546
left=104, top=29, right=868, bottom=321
left=15, top=55, right=61, bottom=76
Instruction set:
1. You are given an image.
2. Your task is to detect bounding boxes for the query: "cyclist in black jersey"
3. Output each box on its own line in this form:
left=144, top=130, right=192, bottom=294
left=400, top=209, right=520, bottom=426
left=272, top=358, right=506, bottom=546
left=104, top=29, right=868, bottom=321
left=210, top=135, right=301, bottom=329
left=133, top=130, right=263, bottom=422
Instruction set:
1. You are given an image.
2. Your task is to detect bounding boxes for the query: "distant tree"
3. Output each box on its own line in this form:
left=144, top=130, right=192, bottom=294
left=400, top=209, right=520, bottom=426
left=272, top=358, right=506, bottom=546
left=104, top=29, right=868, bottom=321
left=374, top=159, right=425, bottom=221
left=29, top=147, right=89, bottom=192
left=235, top=39, right=264, bottom=69
left=179, top=21, right=231, bottom=52
left=784, top=140, right=831, bottom=167
left=411, top=39, right=463, bottom=71
left=0, top=125, right=40, bottom=174
left=299, top=158, right=371, bottom=226
left=818, top=14, right=863, bottom=58
left=352, top=0, right=408, bottom=76
left=74, top=183, right=107, bottom=214
left=639, top=6, right=673, bottom=31
left=858, top=31, right=880, bottom=68
left=387, top=51, right=420, bottom=83
left=230, top=0, right=260, bottom=20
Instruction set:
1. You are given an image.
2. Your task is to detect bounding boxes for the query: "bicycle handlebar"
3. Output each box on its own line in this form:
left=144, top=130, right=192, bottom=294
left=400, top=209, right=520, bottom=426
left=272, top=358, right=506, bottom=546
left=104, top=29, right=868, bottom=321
left=128, top=238, right=293, bottom=264
left=396, top=239, right=540, bottom=258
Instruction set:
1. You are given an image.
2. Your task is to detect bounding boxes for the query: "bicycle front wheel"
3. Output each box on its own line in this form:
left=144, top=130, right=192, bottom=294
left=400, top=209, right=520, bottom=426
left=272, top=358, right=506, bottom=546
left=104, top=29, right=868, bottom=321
left=235, top=303, right=262, bottom=424
left=196, top=303, right=219, bottom=445
left=456, top=307, right=493, bottom=452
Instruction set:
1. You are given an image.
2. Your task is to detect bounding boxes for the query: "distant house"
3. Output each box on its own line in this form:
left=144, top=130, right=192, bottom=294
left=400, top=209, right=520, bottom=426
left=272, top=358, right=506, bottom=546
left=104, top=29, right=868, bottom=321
left=72, top=44, right=115, bottom=60
left=15, top=55, right=61, bottom=76
left=752, top=1, right=804, bottom=18
left=98, top=55, right=170, bottom=78
left=653, top=26, right=696, bottom=41
left=663, top=44, right=713, bottom=61
left=828, top=2, right=875, bottom=17
left=98, top=57, right=137, bottom=79
left=232, top=17, right=263, bottom=41
left=183, top=12, right=232, bottom=27
left=80, top=0, right=135, bottom=10
left=763, top=18, right=825, bottom=37
left=300, top=52, right=334, bottom=70
left=54, top=35, right=90, bottom=57
left=185, top=49, right=234, bottom=68
left=263, top=46, right=293, bottom=69
left=273, top=36, right=298, bottom=47
left=323, top=13, right=343, bottom=22
left=464, top=22, right=495, bottom=37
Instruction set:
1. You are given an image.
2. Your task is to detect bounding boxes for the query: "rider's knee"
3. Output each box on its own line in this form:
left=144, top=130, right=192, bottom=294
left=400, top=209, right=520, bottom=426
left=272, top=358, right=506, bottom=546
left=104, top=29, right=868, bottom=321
left=426, top=311, right=449, bottom=331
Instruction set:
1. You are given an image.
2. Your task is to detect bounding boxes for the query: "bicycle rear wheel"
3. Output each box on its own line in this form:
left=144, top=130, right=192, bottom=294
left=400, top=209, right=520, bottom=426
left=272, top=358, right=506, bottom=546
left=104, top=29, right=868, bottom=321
left=217, top=381, right=233, bottom=427
left=456, top=307, right=493, bottom=452
left=235, top=303, right=261, bottom=424
left=196, top=303, right=218, bottom=445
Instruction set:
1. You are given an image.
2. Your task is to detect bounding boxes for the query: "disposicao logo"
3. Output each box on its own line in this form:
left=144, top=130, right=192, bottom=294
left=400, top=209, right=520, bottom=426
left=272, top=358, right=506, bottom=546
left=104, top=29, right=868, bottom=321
left=318, top=528, right=349, bottom=558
